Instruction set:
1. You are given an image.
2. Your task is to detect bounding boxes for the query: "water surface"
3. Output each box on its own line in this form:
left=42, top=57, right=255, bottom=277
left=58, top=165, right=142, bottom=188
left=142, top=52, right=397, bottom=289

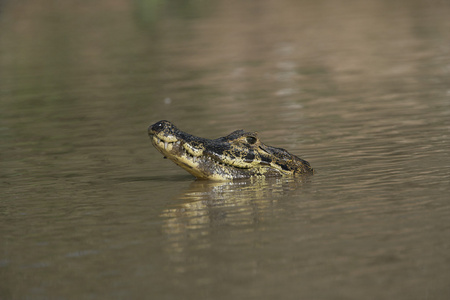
left=1, top=0, right=450, bottom=299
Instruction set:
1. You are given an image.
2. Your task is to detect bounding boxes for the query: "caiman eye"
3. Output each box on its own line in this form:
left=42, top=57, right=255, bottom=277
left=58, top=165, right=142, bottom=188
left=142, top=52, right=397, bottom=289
left=246, top=136, right=257, bottom=144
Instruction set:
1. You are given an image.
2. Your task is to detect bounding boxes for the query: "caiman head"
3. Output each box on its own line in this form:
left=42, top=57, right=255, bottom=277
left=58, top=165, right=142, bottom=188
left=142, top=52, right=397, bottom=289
left=148, top=120, right=313, bottom=180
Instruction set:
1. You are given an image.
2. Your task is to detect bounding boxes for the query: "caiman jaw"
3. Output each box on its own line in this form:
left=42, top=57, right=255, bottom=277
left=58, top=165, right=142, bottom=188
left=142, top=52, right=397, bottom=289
left=150, top=134, right=204, bottom=178
left=149, top=120, right=251, bottom=180
left=150, top=133, right=251, bottom=180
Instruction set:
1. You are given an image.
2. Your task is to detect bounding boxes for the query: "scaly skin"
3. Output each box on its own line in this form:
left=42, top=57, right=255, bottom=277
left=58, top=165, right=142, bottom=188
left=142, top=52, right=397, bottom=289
left=148, top=120, right=313, bottom=180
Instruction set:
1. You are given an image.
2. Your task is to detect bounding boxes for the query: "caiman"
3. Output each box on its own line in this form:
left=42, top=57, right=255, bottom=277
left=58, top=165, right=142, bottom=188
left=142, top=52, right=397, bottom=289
left=148, top=120, right=313, bottom=180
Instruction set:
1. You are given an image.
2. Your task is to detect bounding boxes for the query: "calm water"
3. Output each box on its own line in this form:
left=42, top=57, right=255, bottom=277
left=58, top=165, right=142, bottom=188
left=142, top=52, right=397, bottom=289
left=1, top=0, right=450, bottom=299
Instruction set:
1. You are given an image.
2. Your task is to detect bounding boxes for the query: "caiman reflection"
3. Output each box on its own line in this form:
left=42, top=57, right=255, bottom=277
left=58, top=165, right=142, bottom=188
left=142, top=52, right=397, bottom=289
left=148, top=120, right=313, bottom=180
left=159, top=177, right=308, bottom=258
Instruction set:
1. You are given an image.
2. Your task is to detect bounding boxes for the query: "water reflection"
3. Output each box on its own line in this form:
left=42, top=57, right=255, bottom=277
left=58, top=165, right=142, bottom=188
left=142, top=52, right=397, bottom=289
left=159, top=176, right=310, bottom=258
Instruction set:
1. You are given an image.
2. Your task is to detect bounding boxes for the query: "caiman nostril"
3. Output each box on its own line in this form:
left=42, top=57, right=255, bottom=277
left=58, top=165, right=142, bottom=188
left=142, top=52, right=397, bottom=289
left=153, top=122, right=164, bottom=132
left=149, top=121, right=166, bottom=134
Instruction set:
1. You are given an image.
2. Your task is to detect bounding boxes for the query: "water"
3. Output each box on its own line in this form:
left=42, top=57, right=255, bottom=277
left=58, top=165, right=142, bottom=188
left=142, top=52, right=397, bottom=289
left=1, top=0, right=450, bottom=299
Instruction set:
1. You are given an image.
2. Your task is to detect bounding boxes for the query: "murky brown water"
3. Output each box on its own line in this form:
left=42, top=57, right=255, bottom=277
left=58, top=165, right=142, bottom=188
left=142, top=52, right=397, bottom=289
left=1, top=0, right=450, bottom=299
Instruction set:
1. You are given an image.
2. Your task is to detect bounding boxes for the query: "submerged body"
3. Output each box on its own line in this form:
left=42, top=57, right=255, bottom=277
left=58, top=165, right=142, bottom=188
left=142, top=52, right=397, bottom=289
left=148, top=120, right=313, bottom=180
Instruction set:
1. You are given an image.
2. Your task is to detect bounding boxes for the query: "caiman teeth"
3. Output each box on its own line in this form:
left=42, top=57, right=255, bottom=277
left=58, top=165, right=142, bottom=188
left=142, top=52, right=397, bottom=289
left=153, top=136, right=175, bottom=152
